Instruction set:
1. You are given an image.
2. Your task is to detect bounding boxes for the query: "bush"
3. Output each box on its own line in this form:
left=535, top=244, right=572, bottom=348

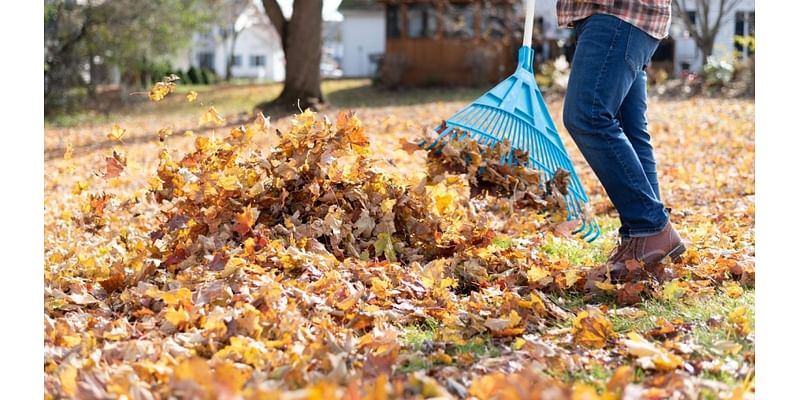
left=534, top=55, right=570, bottom=94
left=702, top=57, right=735, bottom=89
left=186, top=66, right=201, bottom=85
left=202, top=68, right=218, bottom=85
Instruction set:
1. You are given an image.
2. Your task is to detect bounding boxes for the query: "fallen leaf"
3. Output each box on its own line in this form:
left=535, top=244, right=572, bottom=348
left=572, top=309, right=614, bottom=349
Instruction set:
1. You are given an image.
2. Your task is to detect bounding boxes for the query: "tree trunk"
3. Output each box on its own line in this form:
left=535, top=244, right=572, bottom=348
left=226, top=32, right=239, bottom=82
left=698, top=40, right=713, bottom=65
left=261, top=0, right=324, bottom=111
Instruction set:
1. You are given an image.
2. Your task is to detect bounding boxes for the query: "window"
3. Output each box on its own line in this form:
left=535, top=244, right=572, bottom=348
left=407, top=4, right=437, bottom=38
left=231, top=55, right=242, bottom=67
left=386, top=5, right=400, bottom=39
left=197, top=52, right=215, bottom=70
left=250, top=55, right=266, bottom=67
left=734, top=11, right=755, bottom=58
left=687, top=11, right=697, bottom=26
left=443, top=2, right=474, bottom=39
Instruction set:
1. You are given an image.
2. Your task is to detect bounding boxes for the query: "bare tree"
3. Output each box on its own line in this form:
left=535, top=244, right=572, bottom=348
left=261, top=0, right=324, bottom=111
left=213, top=0, right=257, bottom=81
left=673, top=0, right=743, bottom=64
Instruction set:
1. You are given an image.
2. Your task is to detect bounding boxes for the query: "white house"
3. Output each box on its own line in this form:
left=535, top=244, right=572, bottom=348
left=171, top=0, right=347, bottom=82
left=669, top=0, right=755, bottom=75
left=169, top=5, right=286, bottom=82
left=338, top=0, right=385, bottom=77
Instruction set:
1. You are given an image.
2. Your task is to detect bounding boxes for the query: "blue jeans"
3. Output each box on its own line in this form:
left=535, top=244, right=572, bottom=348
left=563, top=14, right=668, bottom=238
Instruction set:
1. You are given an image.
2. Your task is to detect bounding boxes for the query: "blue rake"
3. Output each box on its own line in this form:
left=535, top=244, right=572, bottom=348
left=424, top=0, right=600, bottom=242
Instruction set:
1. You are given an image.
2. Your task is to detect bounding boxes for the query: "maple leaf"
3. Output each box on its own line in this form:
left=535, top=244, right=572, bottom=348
left=104, top=150, right=126, bottom=179
left=164, top=306, right=191, bottom=328
left=107, top=124, right=126, bottom=142
left=200, top=106, right=226, bottom=126
left=398, top=137, right=422, bottom=155
left=233, top=206, right=259, bottom=235
left=572, top=309, right=615, bottom=349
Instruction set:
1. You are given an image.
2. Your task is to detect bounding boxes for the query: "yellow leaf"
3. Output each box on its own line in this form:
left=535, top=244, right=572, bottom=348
left=158, top=288, right=193, bottom=308
left=186, top=90, right=198, bottom=103
left=222, top=257, right=246, bottom=278
left=728, top=306, right=753, bottom=336
left=148, top=176, right=164, bottom=191
left=149, top=80, right=176, bottom=102
left=564, top=269, right=579, bottom=288
left=594, top=280, right=618, bottom=292
left=370, top=277, right=390, bottom=299
left=218, top=174, right=240, bottom=191
left=200, top=106, right=226, bottom=126
left=214, top=360, right=249, bottom=394
left=63, top=142, right=73, bottom=160
left=571, top=383, right=600, bottom=400
left=72, top=180, right=88, bottom=195
left=722, top=281, right=744, bottom=298
left=336, top=293, right=359, bottom=311
left=165, top=306, right=191, bottom=327
left=622, top=332, right=683, bottom=371
left=527, top=265, right=551, bottom=284
left=174, top=358, right=213, bottom=392
left=107, top=124, right=126, bottom=142
left=572, top=310, right=615, bottom=349
left=158, top=127, right=173, bottom=142
left=59, top=366, right=78, bottom=397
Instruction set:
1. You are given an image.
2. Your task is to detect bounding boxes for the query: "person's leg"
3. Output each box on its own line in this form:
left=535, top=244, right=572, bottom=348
left=616, top=69, right=661, bottom=238
left=562, top=14, right=668, bottom=238
left=619, top=69, right=660, bottom=200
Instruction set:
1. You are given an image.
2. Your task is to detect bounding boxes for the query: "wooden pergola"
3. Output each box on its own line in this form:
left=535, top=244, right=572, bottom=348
left=379, top=0, right=529, bottom=87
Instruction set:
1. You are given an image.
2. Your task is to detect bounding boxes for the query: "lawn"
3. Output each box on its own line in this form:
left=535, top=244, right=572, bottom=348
left=44, top=79, right=754, bottom=399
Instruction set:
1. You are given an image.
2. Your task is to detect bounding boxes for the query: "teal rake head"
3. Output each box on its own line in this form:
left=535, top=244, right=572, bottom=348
left=424, top=45, right=601, bottom=242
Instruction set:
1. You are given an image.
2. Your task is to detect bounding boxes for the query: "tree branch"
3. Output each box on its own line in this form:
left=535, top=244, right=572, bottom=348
left=672, top=0, right=702, bottom=44
left=262, top=0, right=287, bottom=44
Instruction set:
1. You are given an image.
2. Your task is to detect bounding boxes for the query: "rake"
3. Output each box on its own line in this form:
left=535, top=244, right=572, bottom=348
left=424, top=0, right=600, bottom=242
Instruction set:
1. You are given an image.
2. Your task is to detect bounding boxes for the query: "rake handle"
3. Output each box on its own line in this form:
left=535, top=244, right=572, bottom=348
left=522, top=0, right=536, bottom=48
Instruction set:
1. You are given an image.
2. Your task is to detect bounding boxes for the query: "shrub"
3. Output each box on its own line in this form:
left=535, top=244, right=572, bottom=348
left=201, top=68, right=218, bottom=85
left=186, top=66, right=201, bottom=85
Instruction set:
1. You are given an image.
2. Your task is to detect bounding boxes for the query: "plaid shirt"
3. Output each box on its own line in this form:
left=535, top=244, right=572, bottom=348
left=556, top=0, right=672, bottom=40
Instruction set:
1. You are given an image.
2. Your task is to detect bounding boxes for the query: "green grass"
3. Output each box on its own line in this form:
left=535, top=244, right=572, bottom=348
left=398, top=319, right=501, bottom=373
left=45, top=79, right=491, bottom=129
left=609, top=288, right=754, bottom=343
left=552, top=288, right=755, bottom=390
left=539, top=216, right=620, bottom=266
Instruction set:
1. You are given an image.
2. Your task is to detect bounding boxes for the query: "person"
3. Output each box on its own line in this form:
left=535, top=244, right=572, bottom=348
left=557, top=0, right=686, bottom=281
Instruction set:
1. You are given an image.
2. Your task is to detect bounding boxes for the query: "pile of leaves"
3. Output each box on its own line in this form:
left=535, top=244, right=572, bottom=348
left=44, top=84, right=755, bottom=399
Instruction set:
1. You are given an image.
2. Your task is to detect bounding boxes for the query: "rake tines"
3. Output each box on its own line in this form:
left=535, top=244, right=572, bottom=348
left=418, top=0, right=600, bottom=241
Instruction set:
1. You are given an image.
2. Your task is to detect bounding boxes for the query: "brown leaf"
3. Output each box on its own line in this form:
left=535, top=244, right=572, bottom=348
left=104, top=150, right=126, bottom=179
left=616, top=282, right=646, bottom=306
left=99, top=269, right=126, bottom=293
left=572, top=309, right=615, bottom=349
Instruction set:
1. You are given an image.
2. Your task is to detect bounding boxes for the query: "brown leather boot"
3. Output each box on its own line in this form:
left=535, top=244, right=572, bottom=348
left=602, top=221, right=687, bottom=283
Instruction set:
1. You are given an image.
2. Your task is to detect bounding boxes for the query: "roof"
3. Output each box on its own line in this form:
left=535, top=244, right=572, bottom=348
left=339, top=0, right=382, bottom=11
